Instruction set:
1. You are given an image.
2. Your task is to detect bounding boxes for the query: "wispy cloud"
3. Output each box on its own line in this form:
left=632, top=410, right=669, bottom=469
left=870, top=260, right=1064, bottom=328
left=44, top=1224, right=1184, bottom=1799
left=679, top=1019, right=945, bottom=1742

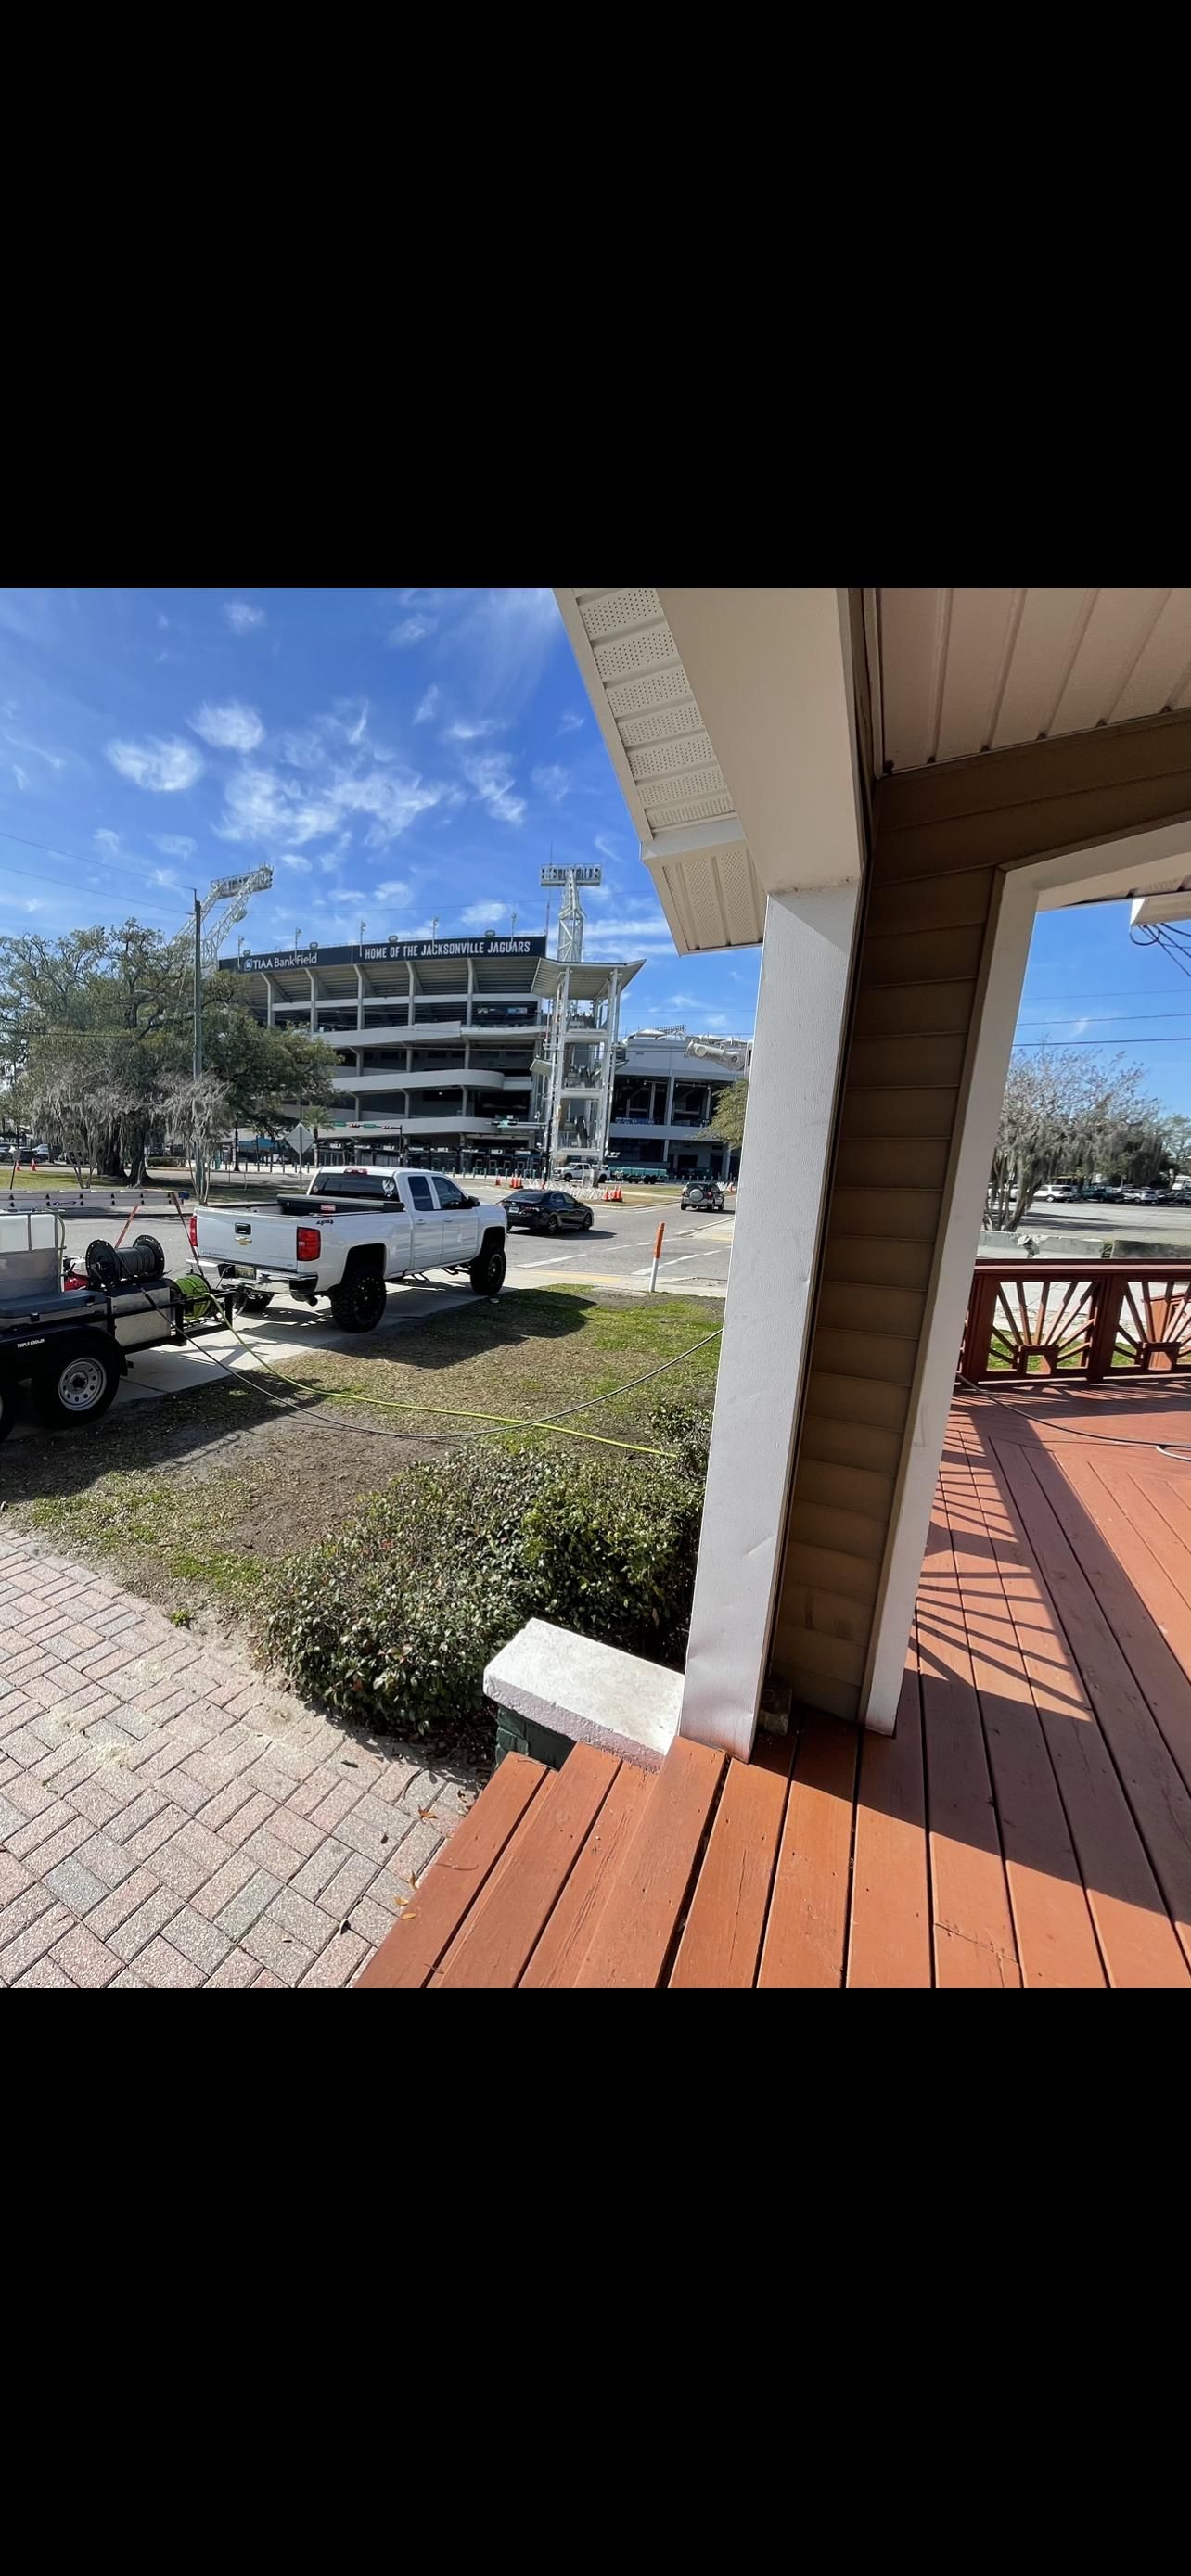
left=189, top=699, right=264, bottom=752
left=670, top=992, right=699, bottom=1009
left=595, top=834, right=623, bottom=865
left=279, top=853, right=312, bottom=873
left=444, top=717, right=501, bottom=742
left=224, top=601, right=265, bottom=633
left=149, top=866, right=182, bottom=890
left=11, top=762, right=28, bottom=789
left=584, top=910, right=676, bottom=958
left=218, top=757, right=443, bottom=851
left=389, top=617, right=433, bottom=647
left=558, top=709, right=584, bottom=734
left=415, top=686, right=440, bottom=724
left=531, top=762, right=570, bottom=803
left=153, top=834, right=196, bottom=861
left=106, top=735, right=203, bottom=793
left=374, top=879, right=412, bottom=906
left=461, top=589, right=562, bottom=708
left=95, top=827, right=124, bottom=859
left=463, top=754, right=525, bottom=826
left=461, top=898, right=515, bottom=927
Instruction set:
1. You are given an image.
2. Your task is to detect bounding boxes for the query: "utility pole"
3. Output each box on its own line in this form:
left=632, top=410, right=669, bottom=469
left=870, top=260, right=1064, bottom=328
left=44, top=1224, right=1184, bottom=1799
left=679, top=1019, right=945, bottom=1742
left=193, top=891, right=205, bottom=1203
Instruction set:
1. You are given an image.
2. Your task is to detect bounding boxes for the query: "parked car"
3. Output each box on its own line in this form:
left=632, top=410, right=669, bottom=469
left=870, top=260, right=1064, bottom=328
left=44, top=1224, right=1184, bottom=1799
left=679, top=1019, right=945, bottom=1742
left=502, top=1189, right=594, bottom=1236
left=1032, top=1183, right=1071, bottom=1203
left=1122, top=1185, right=1160, bottom=1204
left=680, top=1180, right=725, bottom=1211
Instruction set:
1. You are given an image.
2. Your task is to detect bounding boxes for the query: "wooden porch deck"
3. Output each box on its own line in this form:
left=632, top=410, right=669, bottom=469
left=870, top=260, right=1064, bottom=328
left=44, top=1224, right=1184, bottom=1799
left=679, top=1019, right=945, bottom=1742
left=359, top=1386, right=1191, bottom=1989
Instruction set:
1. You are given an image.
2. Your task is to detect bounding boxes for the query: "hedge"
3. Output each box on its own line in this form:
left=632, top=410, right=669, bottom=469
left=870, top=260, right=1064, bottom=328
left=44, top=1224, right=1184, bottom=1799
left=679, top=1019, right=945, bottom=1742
left=262, top=1416, right=711, bottom=1740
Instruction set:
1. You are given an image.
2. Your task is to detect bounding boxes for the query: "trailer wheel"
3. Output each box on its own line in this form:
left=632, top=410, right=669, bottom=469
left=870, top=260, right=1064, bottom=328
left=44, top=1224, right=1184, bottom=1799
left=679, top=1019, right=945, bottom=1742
left=32, top=1345, right=121, bottom=1430
left=0, top=1375, right=18, bottom=1444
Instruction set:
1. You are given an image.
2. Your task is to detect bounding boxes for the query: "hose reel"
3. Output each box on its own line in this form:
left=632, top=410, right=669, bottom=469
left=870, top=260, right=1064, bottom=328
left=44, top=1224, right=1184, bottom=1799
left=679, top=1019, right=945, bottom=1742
left=84, top=1234, right=166, bottom=1291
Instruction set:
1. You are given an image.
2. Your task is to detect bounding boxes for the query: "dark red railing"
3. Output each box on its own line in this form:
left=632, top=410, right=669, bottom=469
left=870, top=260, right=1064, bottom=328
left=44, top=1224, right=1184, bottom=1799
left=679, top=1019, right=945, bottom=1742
left=959, top=1261, right=1191, bottom=1384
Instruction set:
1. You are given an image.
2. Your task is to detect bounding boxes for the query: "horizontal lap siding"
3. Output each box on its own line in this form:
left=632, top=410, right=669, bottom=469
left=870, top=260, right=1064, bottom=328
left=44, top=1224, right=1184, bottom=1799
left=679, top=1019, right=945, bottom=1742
left=772, top=846, right=995, bottom=1719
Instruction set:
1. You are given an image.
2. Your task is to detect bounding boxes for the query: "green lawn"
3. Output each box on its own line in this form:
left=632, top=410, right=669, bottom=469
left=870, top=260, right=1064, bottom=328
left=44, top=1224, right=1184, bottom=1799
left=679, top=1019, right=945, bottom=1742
left=12, top=1287, right=721, bottom=1622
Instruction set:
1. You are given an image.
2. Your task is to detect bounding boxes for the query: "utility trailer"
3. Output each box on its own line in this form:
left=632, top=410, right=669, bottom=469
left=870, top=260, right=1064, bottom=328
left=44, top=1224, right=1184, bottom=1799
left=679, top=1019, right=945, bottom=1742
left=0, top=1210, right=186, bottom=1445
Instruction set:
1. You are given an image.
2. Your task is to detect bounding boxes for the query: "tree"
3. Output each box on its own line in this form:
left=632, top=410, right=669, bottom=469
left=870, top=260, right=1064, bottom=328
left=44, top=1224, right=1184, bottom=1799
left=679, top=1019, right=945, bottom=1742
left=704, top=1078, right=748, bottom=1155
left=162, top=1074, right=234, bottom=1195
left=0, top=925, right=337, bottom=1191
left=986, top=1048, right=1166, bottom=1230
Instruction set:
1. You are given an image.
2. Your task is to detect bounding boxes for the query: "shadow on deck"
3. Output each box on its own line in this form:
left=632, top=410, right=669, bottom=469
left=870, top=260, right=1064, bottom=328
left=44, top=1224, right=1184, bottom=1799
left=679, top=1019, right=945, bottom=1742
left=359, top=1384, right=1191, bottom=1989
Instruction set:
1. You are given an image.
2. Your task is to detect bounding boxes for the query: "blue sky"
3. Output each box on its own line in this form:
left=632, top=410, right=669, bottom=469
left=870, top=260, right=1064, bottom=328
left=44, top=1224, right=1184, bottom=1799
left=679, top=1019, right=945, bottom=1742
left=3, top=585, right=1189, bottom=1103
left=0, top=586, right=760, bottom=1040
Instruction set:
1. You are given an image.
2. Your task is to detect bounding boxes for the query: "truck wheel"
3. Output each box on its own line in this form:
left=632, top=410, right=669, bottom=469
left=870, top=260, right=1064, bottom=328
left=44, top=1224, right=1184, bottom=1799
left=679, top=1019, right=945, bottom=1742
left=328, top=1271, right=388, bottom=1333
left=32, top=1345, right=121, bottom=1430
left=469, top=1243, right=506, bottom=1297
left=0, top=1376, right=18, bottom=1444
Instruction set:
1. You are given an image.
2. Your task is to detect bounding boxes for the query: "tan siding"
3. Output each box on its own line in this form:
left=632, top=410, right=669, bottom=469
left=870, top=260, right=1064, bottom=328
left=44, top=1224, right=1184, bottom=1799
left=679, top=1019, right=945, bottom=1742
left=829, top=1185, right=942, bottom=1242
left=795, top=1457, right=898, bottom=1521
left=852, top=979, right=977, bottom=1039
left=801, top=1371, right=911, bottom=1434
left=847, top=1033, right=968, bottom=1089
left=866, top=868, right=993, bottom=937
left=819, top=1280, right=926, bottom=1339
left=839, top=1089, right=959, bottom=1141
left=821, top=1234, right=937, bottom=1292
left=812, top=1326, right=919, bottom=1386
left=796, top=1416, right=906, bottom=1477
left=786, top=1497, right=889, bottom=1559
left=834, top=1139, right=952, bottom=1192
left=863, top=924, right=988, bottom=985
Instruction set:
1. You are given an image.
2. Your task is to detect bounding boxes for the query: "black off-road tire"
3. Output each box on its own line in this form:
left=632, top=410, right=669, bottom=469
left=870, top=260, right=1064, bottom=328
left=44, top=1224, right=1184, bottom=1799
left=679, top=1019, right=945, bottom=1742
left=468, top=1242, right=507, bottom=1297
left=32, top=1342, right=121, bottom=1430
left=328, top=1270, right=388, bottom=1333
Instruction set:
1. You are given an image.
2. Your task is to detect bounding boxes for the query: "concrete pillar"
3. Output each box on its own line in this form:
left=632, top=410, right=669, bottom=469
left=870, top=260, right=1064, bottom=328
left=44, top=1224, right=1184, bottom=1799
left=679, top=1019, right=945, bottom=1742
left=679, top=883, right=862, bottom=1764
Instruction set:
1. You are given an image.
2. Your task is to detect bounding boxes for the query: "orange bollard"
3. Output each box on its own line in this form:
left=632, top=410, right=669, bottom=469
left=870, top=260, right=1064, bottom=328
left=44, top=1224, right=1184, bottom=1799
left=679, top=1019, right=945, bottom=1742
left=648, top=1219, right=665, bottom=1291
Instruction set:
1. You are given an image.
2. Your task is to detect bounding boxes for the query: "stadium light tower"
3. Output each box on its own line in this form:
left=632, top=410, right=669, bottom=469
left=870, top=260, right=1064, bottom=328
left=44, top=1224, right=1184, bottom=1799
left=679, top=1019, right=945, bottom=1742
left=540, top=863, right=601, bottom=961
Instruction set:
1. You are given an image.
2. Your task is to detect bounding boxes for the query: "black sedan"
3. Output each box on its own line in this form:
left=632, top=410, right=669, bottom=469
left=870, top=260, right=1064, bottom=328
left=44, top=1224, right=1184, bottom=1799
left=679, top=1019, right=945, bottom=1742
left=502, top=1188, right=595, bottom=1235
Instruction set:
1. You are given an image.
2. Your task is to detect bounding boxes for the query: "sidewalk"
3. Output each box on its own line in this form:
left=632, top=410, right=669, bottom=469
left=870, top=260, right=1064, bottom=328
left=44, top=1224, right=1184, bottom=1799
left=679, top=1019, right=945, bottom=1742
left=0, top=1532, right=475, bottom=1988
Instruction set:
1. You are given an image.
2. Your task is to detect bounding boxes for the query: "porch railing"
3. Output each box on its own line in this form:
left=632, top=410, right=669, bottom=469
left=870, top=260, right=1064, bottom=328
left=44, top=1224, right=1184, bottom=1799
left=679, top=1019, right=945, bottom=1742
left=959, top=1260, right=1191, bottom=1383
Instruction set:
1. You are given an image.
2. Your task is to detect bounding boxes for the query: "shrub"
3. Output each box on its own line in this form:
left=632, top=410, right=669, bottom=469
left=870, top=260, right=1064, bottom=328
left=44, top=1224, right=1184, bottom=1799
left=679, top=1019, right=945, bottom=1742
left=262, top=1436, right=707, bottom=1740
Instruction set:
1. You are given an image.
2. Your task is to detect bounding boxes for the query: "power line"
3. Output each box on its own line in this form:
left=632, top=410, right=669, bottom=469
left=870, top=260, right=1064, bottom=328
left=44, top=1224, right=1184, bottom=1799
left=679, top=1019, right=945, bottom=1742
left=0, top=823, right=182, bottom=899
left=1014, top=1034, right=1191, bottom=1048
left=1018, top=1009, right=1191, bottom=1027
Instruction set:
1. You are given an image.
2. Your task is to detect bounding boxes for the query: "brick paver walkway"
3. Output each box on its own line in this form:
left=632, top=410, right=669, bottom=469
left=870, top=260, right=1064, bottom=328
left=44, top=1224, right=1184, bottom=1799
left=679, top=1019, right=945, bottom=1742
left=0, top=1531, right=474, bottom=1988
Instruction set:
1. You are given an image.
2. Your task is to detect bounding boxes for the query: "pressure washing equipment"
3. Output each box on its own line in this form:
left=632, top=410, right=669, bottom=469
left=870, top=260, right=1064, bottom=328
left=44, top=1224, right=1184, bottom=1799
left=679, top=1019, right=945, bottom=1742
left=82, top=1235, right=167, bottom=1291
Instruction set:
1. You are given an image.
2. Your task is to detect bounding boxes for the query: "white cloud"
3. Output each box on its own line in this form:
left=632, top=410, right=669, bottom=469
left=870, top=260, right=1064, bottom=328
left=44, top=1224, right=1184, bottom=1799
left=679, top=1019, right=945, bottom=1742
left=153, top=834, right=196, bottom=860
left=374, top=879, right=412, bottom=905
left=95, top=828, right=124, bottom=858
left=224, top=601, right=265, bottom=633
left=389, top=616, right=432, bottom=647
left=583, top=911, right=676, bottom=957
left=595, top=834, right=623, bottom=865
left=415, top=686, right=440, bottom=724
left=11, top=763, right=28, bottom=789
left=106, top=735, right=204, bottom=794
left=461, top=898, right=515, bottom=927
left=444, top=717, right=501, bottom=741
left=463, top=589, right=560, bottom=701
left=279, top=853, right=312, bottom=873
left=149, top=866, right=182, bottom=890
left=189, top=699, right=264, bottom=752
left=464, top=754, right=525, bottom=826
left=558, top=710, right=584, bottom=734
left=218, top=759, right=442, bottom=852
left=531, top=762, right=570, bottom=803
left=670, top=992, right=699, bottom=1009
left=313, top=887, right=368, bottom=907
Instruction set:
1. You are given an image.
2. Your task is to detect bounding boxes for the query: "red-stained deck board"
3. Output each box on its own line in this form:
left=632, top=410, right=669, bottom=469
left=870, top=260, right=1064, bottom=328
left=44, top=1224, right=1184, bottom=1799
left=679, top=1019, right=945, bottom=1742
left=847, top=1658, right=931, bottom=1989
left=757, top=1714, right=858, bottom=1988
left=992, top=1436, right=1191, bottom=1970
left=520, top=1758, right=655, bottom=1989
left=916, top=1498, right=1021, bottom=1989
left=356, top=1752, right=548, bottom=1989
left=435, top=1743, right=620, bottom=1989
left=573, top=1737, right=724, bottom=1989
left=671, top=1753, right=789, bottom=1987
left=940, top=1445, right=1104, bottom=1988
left=961, top=1430, right=1189, bottom=1988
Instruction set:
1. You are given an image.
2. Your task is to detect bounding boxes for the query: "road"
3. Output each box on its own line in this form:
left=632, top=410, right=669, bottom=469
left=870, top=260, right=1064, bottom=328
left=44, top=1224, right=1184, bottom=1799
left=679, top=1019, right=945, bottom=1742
left=56, top=1188, right=735, bottom=1303
left=1020, top=1197, right=1191, bottom=1246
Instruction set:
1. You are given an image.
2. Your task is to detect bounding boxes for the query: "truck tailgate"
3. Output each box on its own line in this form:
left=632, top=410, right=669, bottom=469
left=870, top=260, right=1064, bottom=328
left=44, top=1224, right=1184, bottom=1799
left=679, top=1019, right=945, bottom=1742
left=194, top=1205, right=305, bottom=1268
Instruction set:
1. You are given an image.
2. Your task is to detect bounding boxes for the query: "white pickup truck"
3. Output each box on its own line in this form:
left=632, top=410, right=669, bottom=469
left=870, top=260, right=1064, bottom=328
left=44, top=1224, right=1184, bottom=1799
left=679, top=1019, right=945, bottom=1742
left=191, top=1167, right=508, bottom=1332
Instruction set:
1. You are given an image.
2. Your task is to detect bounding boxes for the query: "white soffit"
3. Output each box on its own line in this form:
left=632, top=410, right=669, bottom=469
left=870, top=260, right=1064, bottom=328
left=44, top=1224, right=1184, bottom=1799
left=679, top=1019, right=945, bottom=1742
left=878, top=587, right=1191, bottom=772
left=553, top=587, right=766, bottom=955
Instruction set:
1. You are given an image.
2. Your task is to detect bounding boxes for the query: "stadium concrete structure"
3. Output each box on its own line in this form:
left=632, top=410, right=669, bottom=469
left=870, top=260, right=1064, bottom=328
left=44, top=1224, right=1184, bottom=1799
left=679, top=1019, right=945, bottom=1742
left=222, top=933, right=749, bottom=1176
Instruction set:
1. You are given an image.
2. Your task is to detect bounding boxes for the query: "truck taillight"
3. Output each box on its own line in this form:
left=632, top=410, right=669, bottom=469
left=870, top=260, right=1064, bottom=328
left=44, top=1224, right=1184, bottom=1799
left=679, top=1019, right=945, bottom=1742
left=296, top=1227, right=322, bottom=1263
left=187, top=1215, right=198, bottom=1250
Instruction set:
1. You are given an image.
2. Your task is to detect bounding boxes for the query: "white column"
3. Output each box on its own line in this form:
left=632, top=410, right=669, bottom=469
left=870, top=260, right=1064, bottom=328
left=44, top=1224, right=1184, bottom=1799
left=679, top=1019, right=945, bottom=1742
left=263, top=974, right=277, bottom=1030
left=680, top=884, right=861, bottom=1764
